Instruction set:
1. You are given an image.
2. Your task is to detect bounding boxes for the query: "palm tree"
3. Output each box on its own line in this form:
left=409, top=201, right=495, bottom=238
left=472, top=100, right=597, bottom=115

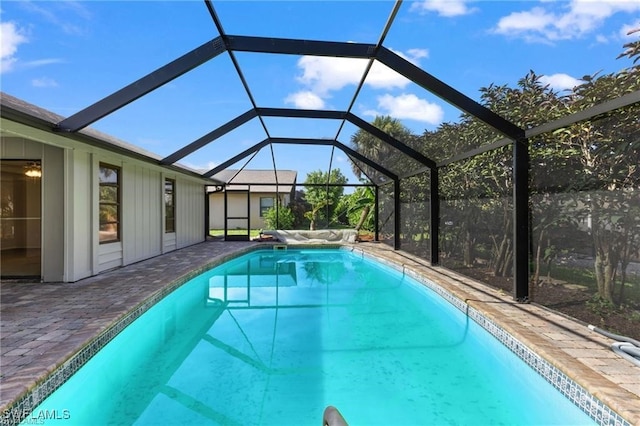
left=349, top=115, right=416, bottom=181
left=347, top=186, right=375, bottom=232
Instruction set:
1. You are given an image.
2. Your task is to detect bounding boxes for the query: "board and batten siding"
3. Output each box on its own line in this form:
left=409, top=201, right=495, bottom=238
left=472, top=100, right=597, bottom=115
left=66, top=149, right=92, bottom=281
left=176, top=178, right=205, bottom=248
left=163, top=231, right=177, bottom=253
left=122, top=164, right=162, bottom=264
left=1, top=116, right=210, bottom=283
left=94, top=158, right=206, bottom=273
left=92, top=158, right=206, bottom=275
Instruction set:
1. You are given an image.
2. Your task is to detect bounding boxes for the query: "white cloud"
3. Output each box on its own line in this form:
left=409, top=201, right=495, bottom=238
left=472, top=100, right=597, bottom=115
left=407, top=48, right=429, bottom=60
left=295, top=56, right=368, bottom=95
left=287, top=48, right=436, bottom=120
left=0, top=21, right=28, bottom=73
left=23, top=58, right=65, bottom=69
left=366, top=48, right=429, bottom=89
left=493, top=0, right=640, bottom=42
left=288, top=47, right=427, bottom=107
left=366, top=60, right=412, bottom=90
left=620, top=21, right=640, bottom=39
left=365, top=93, right=444, bottom=124
left=494, top=7, right=557, bottom=40
left=32, top=77, right=59, bottom=88
left=285, top=91, right=325, bottom=109
left=0, top=3, right=90, bottom=74
left=21, top=1, right=91, bottom=36
left=410, top=0, right=475, bottom=17
left=0, top=21, right=64, bottom=74
left=335, top=154, right=347, bottom=163
left=539, top=73, right=583, bottom=91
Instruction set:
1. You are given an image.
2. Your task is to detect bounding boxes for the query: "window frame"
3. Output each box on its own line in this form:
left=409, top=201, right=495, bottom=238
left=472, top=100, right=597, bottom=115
left=259, top=196, right=275, bottom=217
left=165, top=178, right=176, bottom=233
left=98, top=163, right=121, bottom=244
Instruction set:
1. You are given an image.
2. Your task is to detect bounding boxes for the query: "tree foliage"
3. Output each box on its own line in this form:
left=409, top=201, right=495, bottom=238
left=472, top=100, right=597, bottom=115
left=346, top=32, right=640, bottom=306
left=552, top=35, right=640, bottom=303
left=335, top=186, right=376, bottom=232
left=350, top=116, right=420, bottom=181
left=303, top=169, right=348, bottom=230
left=263, top=206, right=295, bottom=230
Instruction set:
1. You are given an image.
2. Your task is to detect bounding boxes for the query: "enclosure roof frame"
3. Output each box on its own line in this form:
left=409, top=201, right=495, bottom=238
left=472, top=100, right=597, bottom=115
left=52, top=0, right=526, bottom=184
left=5, top=0, right=637, bottom=308
left=204, top=137, right=398, bottom=182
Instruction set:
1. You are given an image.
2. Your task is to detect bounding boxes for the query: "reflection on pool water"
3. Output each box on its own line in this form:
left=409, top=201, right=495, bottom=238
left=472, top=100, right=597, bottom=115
left=26, top=249, right=595, bottom=425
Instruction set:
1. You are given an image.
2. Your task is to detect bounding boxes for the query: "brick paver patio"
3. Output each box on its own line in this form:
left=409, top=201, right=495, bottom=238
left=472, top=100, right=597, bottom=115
left=1, top=240, right=639, bottom=424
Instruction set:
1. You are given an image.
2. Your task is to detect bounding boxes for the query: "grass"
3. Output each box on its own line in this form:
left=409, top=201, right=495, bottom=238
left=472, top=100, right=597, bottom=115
left=549, top=265, right=640, bottom=299
left=547, top=265, right=597, bottom=287
left=209, top=229, right=262, bottom=238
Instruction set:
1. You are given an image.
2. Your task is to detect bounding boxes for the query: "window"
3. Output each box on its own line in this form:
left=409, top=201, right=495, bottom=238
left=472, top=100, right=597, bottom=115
left=99, top=163, right=120, bottom=243
left=260, top=197, right=274, bottom=217
left=165, top=178, right=175, bottom=233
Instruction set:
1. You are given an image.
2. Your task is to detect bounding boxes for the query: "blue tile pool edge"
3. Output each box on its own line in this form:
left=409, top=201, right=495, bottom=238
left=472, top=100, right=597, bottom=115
left=2, top=244, right=266, bottom=426
left=346, top=246, right=630, bottom=426
left=3, top=243, right=631, bottom=426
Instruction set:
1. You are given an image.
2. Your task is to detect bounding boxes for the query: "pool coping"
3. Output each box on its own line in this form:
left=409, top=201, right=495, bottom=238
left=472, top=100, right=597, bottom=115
left=1, top=241, right=261, bottom=425
left=348, top=245, right=639, bottom=426
left=1, top=241, right=639, bottom=425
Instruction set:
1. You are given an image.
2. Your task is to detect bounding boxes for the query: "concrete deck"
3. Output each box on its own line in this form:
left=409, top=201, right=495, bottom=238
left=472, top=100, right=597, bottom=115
left=1, top=240, right=639, bottom=424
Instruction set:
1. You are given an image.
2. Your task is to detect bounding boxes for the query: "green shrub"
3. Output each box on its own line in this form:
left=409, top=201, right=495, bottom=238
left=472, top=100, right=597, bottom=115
left=263, top=206, right=295, bottom=229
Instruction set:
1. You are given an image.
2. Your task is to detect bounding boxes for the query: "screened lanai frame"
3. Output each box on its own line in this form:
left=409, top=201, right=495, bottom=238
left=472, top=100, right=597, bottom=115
left=50, top=0, right=640, bottom=303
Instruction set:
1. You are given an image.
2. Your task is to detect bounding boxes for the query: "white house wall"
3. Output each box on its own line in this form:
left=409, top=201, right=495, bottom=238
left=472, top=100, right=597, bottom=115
left=122, top=163, right=162, bottom=264
left=208, top=191, right=290, bottom=230
left=67, top=149, right=92, bottom=281
left=42, top=143, right=64, bottom=281
left=209, top=192, right=225, bottom=229
left=163, top=230, right=177, bottom=253
left=176, top=178, right=205, bottom=248
left=1, top=117, right=208, bottom=282
left=249, top=192, right=270, bottom=229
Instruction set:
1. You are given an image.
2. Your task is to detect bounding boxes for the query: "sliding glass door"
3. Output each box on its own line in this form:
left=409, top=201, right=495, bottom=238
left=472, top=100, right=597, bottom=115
left=1, top=160, right=42, bottom=278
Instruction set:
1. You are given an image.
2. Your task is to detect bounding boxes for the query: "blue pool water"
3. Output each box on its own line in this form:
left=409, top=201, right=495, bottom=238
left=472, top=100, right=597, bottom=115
left=25, top=249, right=595, bottom=425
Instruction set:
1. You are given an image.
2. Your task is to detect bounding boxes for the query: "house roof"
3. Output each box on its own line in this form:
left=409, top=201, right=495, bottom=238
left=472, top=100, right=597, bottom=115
left=211, top=169, right=297, bottom=193
left=0, top=92, right=223, bottom=185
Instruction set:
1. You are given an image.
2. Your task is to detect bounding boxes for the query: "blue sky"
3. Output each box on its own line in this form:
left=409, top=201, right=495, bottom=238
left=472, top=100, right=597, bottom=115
left=1, top=0, right=639, bottom=185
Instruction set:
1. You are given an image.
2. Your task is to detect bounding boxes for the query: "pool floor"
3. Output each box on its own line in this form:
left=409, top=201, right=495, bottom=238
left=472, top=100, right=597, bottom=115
left=1, top=241, right=639, bottom=425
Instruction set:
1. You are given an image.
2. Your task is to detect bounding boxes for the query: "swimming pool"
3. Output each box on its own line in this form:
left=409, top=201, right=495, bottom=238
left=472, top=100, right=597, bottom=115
left=23, top=248, right=596, bottom=425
